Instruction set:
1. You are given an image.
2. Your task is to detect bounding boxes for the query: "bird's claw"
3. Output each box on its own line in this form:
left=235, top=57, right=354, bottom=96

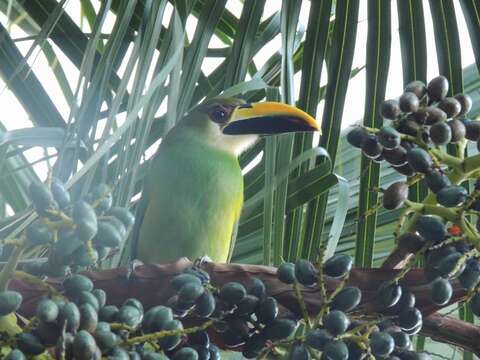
left=193, top=255, right=212, bottom=267
left=126, top=259, right=143, bottom=280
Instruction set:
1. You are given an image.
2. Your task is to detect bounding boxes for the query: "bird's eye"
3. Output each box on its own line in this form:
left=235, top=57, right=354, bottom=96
left=210, top=107, right=228, bottom=124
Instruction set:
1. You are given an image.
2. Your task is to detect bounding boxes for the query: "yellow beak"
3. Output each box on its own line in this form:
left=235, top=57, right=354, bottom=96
left=222, top=102, right=320, bottom=135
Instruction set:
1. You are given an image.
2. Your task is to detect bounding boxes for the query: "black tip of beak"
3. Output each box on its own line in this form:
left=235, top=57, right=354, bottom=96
left=222, top=115, right=318, bottom=135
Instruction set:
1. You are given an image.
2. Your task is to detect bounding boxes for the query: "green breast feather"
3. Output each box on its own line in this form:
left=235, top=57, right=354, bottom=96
left=136, top=129, right=244, bottom=263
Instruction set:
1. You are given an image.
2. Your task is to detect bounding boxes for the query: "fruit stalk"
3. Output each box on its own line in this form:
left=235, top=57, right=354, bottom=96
left=122, top=319, right=215, bottom=346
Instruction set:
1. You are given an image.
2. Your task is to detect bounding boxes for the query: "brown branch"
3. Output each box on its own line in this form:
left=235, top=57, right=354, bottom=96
left=6, top=258, right=471, bottom=351
left=422, top=314, right=480, bottom=357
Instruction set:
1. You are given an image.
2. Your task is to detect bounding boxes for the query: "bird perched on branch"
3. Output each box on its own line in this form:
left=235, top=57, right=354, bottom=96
left=133, top=97, right=319, bottom=264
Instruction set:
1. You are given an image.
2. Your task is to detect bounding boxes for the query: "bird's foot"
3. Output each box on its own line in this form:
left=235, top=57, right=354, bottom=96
left=187, top=256, right=212, bottom=284
left=193, top=255, right=212, bottom=267
left=126, top=259, right=143, bottom=280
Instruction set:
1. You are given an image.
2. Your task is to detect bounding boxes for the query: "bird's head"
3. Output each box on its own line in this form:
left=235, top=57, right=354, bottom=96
left=182, top=97, right=320, bottom=156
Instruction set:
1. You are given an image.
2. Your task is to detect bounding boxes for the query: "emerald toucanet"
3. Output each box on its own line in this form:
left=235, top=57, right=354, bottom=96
left=133, top=98, right=319, bottom=264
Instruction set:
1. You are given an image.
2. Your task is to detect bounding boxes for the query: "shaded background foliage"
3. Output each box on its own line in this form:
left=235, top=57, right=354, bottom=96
left=0, top=0, right=480, bottom=358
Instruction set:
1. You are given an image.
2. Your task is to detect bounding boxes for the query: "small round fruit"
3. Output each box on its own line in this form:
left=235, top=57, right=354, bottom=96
left=264, top=318, right=298, bottom=340
left=455, top=93, right=473, bottom=117
left=427, top=76, right=449, bottom=101
left=412, top=108, right=428, bottom=124
left=398, top=307, right=422, bottom=331
left=142, top=305, right=173, bottom=333
left=36, top=298, right=59, bottom=323
left=288, top=345, right=311, bottom=360
left=415, top=216, right=447, bottom=243
left=306, top=328, right=331, bottom=351
left=249, top=277, right=266, bottom=299
left=236, top=295, right=259, bottom=316
left=93, top=221, right=123, bottom=247
left=194, top=290, right=216, bottom=317
left=256, top=297, right=278, bottom=324
left=76, top=291, right=100, bottom=311
left=26, top=223, right=53, bottom=245
left=116, top=305, right=142, bottom=327
left=324, top=340, right=349, bottom=360
left=107, top=207, right=135, bottom=228
left=323, top=310, right=350, bottom=335
left=59, top=302, right=81, bottom=333
left=438, top=97, right=461, bottom=118
left=90, top=183, right=112, bottom=213
left=79, top=303, right=98, bottom=333
left=383, top=181, right=409, bottom=210
left=399, top=92, right=419, bottom=113
left=223, top=327, right=245, bottom=347
left=436, top=185, right=468, bottom=207
left=469, top=292, right=480, bottom=316
left=459, top=258, right=480, bottom=289
left=98, top=305, right=119, bottom=322
left=383, top=146, right=408, bottom=166
left=393, top=163, right=415, bottom=176
left=425, top=170, right=450, bottom=193
left=242, top=334, right=265, bottom=359
left=378, top=283, right=402, bottom=308
left=92, top=289, right=106, bottom=308
left=437, top=252, right=464, bottom=277
left=426, top=246, right=456, bottom=268
left=178, top=282, right=205, bottom=304
left=72, top=200, right=98, bottom=241
left=430, top=278, right=453, bottom=305
left=390, top=290, right=416, bottom=314
left=406, top=148, right=432, bottom=174
left=295, top=259, right=317, bottom=285
left=95, top=331, right=118, bottom=353
left=5, top=350, right=26, bottom=360
left=381, top=99, right=401, bottom=119
left=391, top=331, right=411, bottom=350
left=50, top=178, right=70, bottom=209
left=331, top=286, right=362, bottom=312
left=29, top=181, right=56, bottom=215
left=424, top=107, right=447, bottom=125
left=277, top=262, right=296, bottom=284
left=76, top=245, right=99, bottom=266
left=219, top=282, right=246, bottom=305
left=396, top=118, right=420, bottom=136
left=0, top=290, right=22, bottom=316
left=361, top=134, right=383, bottom=159
left=465, top=120, right=480, bottom=141
left=73, top=330, right=97, bottom=360
left=396, top=233, right=425, bottom=253
left=171, top=273, right=202, bottom=292
left=16, top=332, right=45, bottom=355
left=172, top=347, right=199, bottom=360
left=429, top=122, right=452, bottom=145
left=448, top=119, right=466, bottom=143
left=370, top=332, right=394, bottom=357
left=378, top=126, right=401, bottom=149
left=405, top=80, right=427, bottom=98
left=324, top=254, right=352, bottom=278
left=347, top=127, right=368, bottom=148
left=159, top=319, right=183, bottom=350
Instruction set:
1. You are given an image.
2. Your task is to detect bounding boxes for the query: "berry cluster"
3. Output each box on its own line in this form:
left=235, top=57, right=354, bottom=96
left=169, top=268, right=296, bottom=359
left=23, top=179, right=134, bottom=275
left=348, top=76, right=474, bottom=180
left=1, top=272, right=220, bottom=359
left=347, top=76, right=480, bottom=325
left=276, top=256, right=430, bottom=360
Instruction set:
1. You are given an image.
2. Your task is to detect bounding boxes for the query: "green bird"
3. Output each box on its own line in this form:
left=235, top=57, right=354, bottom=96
left=133, top=97, right=319, bottom=264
